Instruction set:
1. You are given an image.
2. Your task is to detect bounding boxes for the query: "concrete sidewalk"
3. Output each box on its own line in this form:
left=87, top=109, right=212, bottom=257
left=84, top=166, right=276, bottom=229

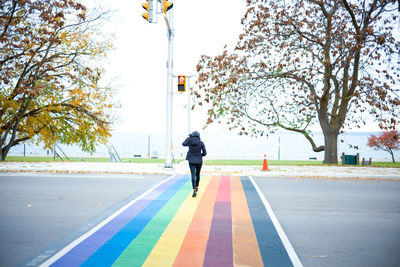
left=1, top=161, right=399, bottom=180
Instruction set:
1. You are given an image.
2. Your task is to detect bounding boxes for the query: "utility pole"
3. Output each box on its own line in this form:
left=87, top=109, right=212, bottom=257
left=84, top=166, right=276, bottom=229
left=186, top=75, right=196, bottom=135
left=148, top=135, right=150, bottom=158
left=278, top=136, right=281, bottom=160
left=141, top=0, right=174, bottom=168
left=163, top=2, right=174, bottom=168
left=187, top=76, right=190, bottom=135
left=177, top=74, right=195, bottom=135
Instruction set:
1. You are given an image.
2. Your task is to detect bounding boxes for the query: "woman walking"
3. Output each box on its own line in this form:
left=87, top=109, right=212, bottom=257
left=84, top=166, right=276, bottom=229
left=182, top=131, right=207, bottom=197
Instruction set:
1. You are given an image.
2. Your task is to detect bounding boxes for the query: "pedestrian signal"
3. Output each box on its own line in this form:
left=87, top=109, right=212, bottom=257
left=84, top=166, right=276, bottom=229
left=162, top=0, right=173, bottom=15
left=178, top=75, right=186, bottom=92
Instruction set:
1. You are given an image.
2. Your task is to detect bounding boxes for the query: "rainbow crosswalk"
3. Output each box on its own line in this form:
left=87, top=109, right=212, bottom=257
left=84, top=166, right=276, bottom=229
left=42, top=175, right=301, bottom=267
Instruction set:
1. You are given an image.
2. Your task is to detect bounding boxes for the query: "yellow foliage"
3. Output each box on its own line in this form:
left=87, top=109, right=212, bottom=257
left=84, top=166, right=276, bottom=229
left=0, top=0, right=117, bottom=158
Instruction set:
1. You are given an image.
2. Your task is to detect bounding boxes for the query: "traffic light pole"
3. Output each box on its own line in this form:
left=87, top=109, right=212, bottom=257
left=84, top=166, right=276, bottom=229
left=142, top=0, right=174, bottom=168
left=164, top=10, right=174, bottom=168
left=186, top=75, right=196, bottom=135
left=187, top=76, right=190, bottom=135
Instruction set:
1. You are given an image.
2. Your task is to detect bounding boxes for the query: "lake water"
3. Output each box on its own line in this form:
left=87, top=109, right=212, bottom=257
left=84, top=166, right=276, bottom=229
left=7, top=131, right=397, bottom=162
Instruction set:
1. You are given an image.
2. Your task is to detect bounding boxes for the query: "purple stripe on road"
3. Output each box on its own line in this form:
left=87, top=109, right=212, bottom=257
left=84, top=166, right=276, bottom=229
left=204, top=176, right=233, bottom=267
left=51, top=175, right=182, bottom=267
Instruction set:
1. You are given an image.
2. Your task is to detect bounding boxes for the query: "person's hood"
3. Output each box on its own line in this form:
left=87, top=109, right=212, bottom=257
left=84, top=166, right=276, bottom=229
left=189, top=131, right=201, bottom=145
left=191, top=131, right=200, bottom=137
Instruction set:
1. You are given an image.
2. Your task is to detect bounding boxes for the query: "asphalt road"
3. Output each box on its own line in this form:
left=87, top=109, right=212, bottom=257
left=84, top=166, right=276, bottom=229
left=254, top=176, right=400, bottom=267
left=0, top=173, right=168, bottom=267
left=0, top=173, right=399, bottom=267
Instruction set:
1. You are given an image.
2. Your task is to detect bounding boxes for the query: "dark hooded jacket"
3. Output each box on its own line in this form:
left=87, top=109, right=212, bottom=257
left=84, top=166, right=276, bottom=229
left=182, top=131, right=207, bottom=164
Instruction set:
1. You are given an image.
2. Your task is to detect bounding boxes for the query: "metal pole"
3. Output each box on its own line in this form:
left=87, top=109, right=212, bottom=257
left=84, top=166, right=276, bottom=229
left=187, top=77, right=191, bottom=135
left=148, top=135, right=150, bottom=158
left=185, top=75, right=196, bottom=135
left=164, top=10, right=174, bottom=168
left=278, top=136, right=281, bottom=160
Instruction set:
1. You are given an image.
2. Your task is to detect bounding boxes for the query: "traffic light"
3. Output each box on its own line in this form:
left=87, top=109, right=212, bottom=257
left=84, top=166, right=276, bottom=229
left=142, top=0, right=153, bottom=22
left=178, top=75, right=186, bottom=92
left=162, top=0, right=173, bottom=15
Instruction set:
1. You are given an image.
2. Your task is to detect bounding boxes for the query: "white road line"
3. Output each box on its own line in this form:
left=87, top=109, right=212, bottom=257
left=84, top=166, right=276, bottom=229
left=39, top=174, right=178, bottom=267
left=248, top=176, right=303, bottom=267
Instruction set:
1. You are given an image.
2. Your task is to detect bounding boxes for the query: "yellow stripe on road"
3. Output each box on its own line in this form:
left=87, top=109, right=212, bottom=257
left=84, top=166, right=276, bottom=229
left=231, top=176, right=263, bottom=266
left=142, top=176, right=211, bottom=267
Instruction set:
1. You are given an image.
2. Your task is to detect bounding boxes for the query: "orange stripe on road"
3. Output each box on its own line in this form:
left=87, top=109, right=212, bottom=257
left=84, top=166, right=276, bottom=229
left=231, top=176, right=264, bottom=267
left=173, top=176, right=221, bottom=267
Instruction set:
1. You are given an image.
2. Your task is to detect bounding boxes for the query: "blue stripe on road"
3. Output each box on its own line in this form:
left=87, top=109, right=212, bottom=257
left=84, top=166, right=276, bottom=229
left=50, top=175, right=183, bottom=267
left=79, top=176, right=188, bottom=267
left=240, top=176, right=293, bottom=267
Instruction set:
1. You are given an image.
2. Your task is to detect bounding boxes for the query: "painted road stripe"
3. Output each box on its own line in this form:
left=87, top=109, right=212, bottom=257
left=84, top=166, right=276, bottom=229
left=204, top=175, right=233, bottom=267
left=79, top=176, right=188, bottom=266
left=41, top=175, right=302, bottom=267
left=241, top=176, right=293, bottom=266
left=247, top=176, right=303, bottom=267
left=231, top=176, right=263, bottom=266
left=40, top=174, right=181, bottom=267
left=143, top=176, right=211, bottom=267
left=173, top=176, right=221, bottom=266
left=111, top=179, right=192, bottom=266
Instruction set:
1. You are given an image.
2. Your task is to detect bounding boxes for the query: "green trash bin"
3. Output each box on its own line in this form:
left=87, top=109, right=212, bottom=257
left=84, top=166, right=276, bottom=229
left=344, top=155, right=357, bottom=165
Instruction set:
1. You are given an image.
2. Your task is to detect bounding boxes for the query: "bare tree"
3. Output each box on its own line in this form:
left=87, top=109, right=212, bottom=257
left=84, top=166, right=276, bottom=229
left=195, top=0, right=400, bottom=164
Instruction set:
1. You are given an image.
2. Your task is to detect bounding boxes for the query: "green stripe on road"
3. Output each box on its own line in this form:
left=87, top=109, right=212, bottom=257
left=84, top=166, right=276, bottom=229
left=112, top=180, right=192, bottom=267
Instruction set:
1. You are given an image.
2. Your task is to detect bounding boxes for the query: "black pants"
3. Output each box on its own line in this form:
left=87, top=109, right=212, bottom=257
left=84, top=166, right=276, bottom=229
left=189, top=162, right=202, bottom=190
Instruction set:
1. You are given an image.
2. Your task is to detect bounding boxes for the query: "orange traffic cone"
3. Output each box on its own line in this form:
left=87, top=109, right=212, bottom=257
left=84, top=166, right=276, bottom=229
left=262, top=154, right=269, bottom=171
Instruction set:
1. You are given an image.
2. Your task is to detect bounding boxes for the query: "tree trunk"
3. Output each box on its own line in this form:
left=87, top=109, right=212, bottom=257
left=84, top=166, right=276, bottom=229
left=323, top=130, right=339, bottom=164
left=1, top=148, right=8, bottom=161
left=1, top=141, right=13, bottom=161
left=389, top=150, right=395, bottom=163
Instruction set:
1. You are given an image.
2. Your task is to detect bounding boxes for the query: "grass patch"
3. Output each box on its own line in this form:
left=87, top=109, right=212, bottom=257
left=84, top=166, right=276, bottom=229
left=371, top=162, right=400, bottom=168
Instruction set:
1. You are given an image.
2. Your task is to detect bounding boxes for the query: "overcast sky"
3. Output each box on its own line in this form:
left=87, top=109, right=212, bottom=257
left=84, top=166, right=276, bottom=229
left=82, top=0, right=247, bottom=136
left=82, top=0, right=382, bottom=138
